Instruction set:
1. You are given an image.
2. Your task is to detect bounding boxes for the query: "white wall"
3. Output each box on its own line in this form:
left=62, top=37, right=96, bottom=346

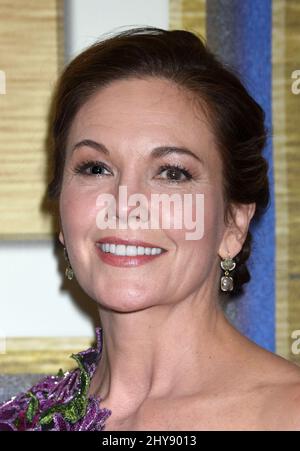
left=64, top=0, right=169, bottom=60
left=0, top=0, right=169, bottom=338
left=0, top=240, right=95, bottom=337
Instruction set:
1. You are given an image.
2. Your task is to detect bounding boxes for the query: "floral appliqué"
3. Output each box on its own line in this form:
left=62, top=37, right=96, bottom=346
left=0, top=328, right=111, bottom=431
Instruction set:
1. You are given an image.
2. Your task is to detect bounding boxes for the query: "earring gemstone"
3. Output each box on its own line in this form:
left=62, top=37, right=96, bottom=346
left=220, top=258, right=236, bottom=271
left=65, top=266, right=74, bottom=280
left=221, top=275, right=233, bottom=291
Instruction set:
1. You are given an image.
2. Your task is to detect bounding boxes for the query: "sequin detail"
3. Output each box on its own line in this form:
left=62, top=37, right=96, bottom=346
left=0, top=328, right=112, bottom=431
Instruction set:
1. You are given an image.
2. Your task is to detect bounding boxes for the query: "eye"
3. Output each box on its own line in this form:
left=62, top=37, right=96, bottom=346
left=73, top=160, right=112, bottom=177
left=157, top=164, right=193, bottom=183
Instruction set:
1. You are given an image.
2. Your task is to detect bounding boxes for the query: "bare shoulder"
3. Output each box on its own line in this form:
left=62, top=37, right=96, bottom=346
left=246, top=343, right=300, bottom=430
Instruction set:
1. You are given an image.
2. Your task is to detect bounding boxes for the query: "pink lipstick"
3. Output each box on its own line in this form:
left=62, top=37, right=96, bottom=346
left=95, top=237, right=167, bottom=267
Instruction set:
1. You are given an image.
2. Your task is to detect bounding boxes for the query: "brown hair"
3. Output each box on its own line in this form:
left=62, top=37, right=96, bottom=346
left=47, top=26, right=270, bottom=298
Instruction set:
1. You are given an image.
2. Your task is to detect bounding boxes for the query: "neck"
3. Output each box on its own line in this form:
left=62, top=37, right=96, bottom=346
left=89, top=292, right=240, bottom=419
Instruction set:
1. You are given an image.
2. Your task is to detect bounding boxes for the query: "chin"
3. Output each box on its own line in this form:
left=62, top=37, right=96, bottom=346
left=94, top=287, right=160, bottom=313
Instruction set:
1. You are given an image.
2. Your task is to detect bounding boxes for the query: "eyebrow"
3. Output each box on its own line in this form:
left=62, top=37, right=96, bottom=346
left=71, top=139, right=204, bottom=165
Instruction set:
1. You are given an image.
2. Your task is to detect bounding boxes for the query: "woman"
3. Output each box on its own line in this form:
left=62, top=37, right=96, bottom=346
left=1, top=26, right=300, bottom=431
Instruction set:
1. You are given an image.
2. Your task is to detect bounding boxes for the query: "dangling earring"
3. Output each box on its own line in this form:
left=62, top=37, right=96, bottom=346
left=63, top=247, right=74, bottom=280
left=220, top=253, right=236, bottom=291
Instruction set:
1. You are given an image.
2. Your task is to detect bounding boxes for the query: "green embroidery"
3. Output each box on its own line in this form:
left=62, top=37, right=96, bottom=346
left=56, top=368, right=64, bottom=378
left=39, top=353, right=91, bottom=426
left=25, top=392, right=39, bottom=423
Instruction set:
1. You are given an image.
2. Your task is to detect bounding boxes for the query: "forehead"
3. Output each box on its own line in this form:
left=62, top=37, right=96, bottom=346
left=67, top=77, right=219, bottom=166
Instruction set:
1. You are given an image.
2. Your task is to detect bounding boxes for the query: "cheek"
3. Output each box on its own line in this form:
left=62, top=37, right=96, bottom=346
left=165, top=189, right=224, bottom=257
left=59, top=185, right=99, bottom=240
left=203, top=191, right=223, bottom=236
left=201, top=189, right=225, bottom=258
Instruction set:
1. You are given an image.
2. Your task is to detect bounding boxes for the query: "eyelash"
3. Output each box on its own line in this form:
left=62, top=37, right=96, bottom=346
left=158, top=163, right=193, bottom=182
left=73, top=160, right=194, bottom=183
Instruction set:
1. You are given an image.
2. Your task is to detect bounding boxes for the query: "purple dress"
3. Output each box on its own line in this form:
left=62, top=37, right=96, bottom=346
left=0, top=328, right=112, bottom=431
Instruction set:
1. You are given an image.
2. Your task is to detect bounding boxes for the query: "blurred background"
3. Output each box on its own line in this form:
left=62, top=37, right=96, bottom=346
left=0, top=0, right=299, bottom=399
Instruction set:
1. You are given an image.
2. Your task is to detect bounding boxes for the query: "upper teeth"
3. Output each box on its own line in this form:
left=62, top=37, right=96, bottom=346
left=98, top=243, right=163, bottom=256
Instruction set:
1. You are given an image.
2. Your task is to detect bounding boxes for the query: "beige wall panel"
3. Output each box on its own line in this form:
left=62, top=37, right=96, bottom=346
left=0, top=0, right=63, bottom=238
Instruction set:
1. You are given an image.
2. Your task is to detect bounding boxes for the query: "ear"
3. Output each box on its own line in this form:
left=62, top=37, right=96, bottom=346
left=218, top=202, right=256, bottom=259
left=59, top=230, right=65, bottom=246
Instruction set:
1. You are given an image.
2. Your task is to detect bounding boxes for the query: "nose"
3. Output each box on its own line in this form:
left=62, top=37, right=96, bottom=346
left=114, top=171, right=149, bottom=226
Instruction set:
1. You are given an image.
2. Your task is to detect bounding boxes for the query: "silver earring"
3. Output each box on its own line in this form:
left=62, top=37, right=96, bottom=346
left=220, top=254, right=236, bottom=291
left=63, top=247, right=74, bottom=281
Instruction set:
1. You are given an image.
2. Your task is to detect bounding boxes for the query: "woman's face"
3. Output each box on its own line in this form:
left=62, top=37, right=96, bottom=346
left=59, top=77, right=230, bottom=311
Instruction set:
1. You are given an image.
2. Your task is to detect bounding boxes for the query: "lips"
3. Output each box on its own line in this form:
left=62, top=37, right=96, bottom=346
left=96, top=236, right=167, bottom=250
left=95, top=236, right=168, bottom=267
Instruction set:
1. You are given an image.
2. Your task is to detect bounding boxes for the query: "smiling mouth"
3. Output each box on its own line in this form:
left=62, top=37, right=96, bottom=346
left=96, top=242, right=166, bottom=256
left=95, top=242, right=167, bottom=267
